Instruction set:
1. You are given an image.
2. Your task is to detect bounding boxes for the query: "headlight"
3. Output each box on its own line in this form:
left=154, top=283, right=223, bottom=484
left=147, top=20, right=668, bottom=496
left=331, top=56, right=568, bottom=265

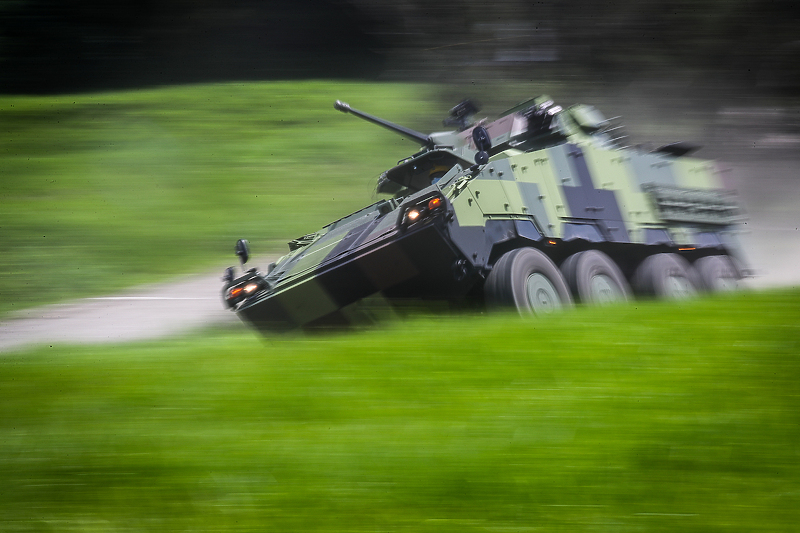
left=400, top=193, right=446, bottom=228
left=224, top=279, right=267, bottom=308
left=243, top=283, right=259, bottom=294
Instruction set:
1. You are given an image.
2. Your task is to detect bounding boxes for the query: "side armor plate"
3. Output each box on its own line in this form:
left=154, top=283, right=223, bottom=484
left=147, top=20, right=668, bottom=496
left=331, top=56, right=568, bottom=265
left=642, top=183, right=741, bottom=225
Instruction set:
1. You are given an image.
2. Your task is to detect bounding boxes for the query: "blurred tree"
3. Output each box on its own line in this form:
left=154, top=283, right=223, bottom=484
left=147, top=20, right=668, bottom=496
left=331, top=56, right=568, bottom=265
left=0, top=0, right=386, bottom=93
left=1, top=0, right=798, bottom=93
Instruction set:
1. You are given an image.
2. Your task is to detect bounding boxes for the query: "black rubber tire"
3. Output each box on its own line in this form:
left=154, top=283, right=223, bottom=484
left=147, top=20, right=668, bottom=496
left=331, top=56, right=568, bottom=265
left=694, top=255, right=741, bottom=292
left=560, top=250, right=632, bottom=304
left=632, top=253, right=698, bottom=299
left=484, top=248, right=573, bottom=315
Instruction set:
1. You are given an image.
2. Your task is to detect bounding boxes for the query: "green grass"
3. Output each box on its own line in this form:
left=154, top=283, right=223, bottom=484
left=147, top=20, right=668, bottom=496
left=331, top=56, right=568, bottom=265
left=0, top=78, right=721, bottom=315
left=0, top=81, right=451, bottom=314
left=2, top=289, right=799, bottom=531
left=0, top=78, right=601, bottom=316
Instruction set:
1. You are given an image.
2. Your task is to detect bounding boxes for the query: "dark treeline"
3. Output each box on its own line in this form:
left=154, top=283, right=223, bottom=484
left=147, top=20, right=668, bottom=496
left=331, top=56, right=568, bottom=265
left=1, top=0, right=798, bottom=94
left=0, top=0, right=385, bottom=93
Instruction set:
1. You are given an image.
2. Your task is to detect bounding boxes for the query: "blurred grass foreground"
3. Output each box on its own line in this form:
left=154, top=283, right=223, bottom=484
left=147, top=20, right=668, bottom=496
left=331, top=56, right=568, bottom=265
left=1, top=289, right=800, bottom=531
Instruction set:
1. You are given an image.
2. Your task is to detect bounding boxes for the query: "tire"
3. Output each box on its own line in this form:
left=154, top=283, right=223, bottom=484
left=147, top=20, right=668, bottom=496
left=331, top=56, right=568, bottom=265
left=560, top=250, right=632, bottom=305
left=694, top=255, right=741, bottom=292
left=632, top=253, right=698, bottom=299
left=485, top=248, right=573, bottom=315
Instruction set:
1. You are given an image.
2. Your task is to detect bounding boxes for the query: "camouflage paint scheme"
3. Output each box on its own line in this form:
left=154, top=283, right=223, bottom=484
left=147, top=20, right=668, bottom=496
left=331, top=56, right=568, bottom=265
left=223, top=96, right=744, bottom=331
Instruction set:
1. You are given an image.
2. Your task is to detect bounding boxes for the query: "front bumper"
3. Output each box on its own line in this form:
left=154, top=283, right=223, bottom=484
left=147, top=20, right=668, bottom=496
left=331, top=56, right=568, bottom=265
left=234, top=220, right=473, bottom=331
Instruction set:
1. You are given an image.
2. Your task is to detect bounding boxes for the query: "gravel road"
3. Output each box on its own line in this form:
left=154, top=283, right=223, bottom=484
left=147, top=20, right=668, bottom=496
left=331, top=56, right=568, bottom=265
left=2, top=215, right=797, bottom=355
left=0, top=269, right=242, bottom=353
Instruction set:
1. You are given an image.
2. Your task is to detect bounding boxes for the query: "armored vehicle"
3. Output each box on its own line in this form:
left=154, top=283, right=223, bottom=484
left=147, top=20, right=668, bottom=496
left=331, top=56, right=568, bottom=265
left=222, top=96, right=746, bottom=331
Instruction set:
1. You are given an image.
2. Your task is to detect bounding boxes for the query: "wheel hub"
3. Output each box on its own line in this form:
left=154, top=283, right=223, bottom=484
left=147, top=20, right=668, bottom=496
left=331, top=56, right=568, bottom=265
left=526, top=273, right=562, bottom=314
left=589, top=274, right=622, bottom=304
left=713, top=273, right=738, bottom=291
left=664, top=272, right=694, bottom=298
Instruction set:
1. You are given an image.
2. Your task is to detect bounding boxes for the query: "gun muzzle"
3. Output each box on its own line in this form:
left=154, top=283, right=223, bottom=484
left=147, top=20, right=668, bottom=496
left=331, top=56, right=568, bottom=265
left=333, top=99, right=431, bottom=147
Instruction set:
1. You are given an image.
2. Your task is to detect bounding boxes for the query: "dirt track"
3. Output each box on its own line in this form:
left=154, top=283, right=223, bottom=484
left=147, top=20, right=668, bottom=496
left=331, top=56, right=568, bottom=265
left=2, top=211, right=796, bottom=355
left=0, top=269, right=242, bottom=353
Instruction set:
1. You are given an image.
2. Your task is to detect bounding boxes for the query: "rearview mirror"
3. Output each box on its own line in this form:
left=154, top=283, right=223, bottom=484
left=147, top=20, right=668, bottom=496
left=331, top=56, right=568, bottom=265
left=235, top=239, right=250, bottom=266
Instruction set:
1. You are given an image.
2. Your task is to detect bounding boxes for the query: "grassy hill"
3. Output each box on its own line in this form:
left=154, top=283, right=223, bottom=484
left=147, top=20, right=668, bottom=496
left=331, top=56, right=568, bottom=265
left=1, top=289, right=798, bottom=531
left=4, top=79, right=775, bottom=315
left=1, top=81, right=449, bottom=314
left=2, top=79, right=654, bottom=315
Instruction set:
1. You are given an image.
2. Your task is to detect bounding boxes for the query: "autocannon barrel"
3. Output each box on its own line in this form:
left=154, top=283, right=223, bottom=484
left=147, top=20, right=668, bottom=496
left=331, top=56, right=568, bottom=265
left=335, top=100, right=431, bottom=147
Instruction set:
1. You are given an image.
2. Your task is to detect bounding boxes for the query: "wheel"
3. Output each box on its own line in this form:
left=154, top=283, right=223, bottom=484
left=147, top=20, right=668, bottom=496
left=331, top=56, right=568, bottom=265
left=560, top=250, right=631, bottom=304
left=632, top=253, right=698, bottom=299
left=484, top=248, right=573, bottom=315
left=694, top=255, right=741, bottom=292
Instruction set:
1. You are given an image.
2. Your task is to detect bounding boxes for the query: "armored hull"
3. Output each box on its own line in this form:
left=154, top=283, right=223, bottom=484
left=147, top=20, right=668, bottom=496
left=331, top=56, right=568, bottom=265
left=223, top=96, right=747, bottom=331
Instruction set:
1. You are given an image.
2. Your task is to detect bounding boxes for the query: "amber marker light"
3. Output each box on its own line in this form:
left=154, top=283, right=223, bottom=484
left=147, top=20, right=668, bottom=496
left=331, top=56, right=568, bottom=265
left=548, top=240, right=557, bottom=246
left=228, top=287, right=244, bottom=299
left=679, top=247, right=696, bottom=251
left=428, top=197, right=443, bottom=210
